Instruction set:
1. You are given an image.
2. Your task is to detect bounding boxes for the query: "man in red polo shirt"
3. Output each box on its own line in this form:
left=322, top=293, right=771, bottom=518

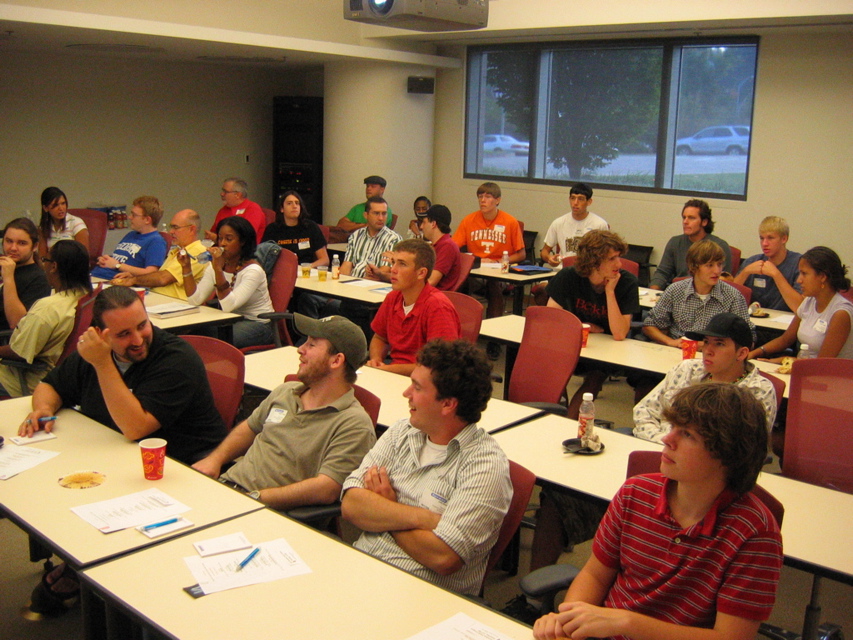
left=206, top=177, right=266, bottom=244
left=366, top=239, right=461, bottom=376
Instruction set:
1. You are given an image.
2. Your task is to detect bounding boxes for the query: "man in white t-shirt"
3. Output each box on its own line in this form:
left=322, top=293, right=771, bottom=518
left=540, top=183, right=609, bottom=266
left=534, top=183, right=609, bottom=304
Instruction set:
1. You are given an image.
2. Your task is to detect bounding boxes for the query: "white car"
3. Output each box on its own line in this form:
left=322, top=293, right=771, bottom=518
left=676, top=125, right=751, bottom=156
left=483, top=134, right=530, bottom=155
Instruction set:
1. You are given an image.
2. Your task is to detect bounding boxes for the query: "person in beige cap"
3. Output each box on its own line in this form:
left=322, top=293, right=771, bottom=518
left=193, top=313, right=376, bottom=510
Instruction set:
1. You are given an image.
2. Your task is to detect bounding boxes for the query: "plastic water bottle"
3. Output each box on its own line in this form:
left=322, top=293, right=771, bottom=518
left=578, top=393, right=595, bottom=439
left=797, top=343, right=813, bottom=359
left=500, top=250, right=510, bottom=273
left=331, top=254, right=341, bottom=280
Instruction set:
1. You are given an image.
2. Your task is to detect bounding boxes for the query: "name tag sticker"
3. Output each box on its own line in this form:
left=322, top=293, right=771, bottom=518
left=753, top=277, right=767, bottom=288
left=814, top=319, right=828, bottom=334
left=267, top=408, right=288, bottom=424
left=420, top=489, right=448, bottom=514
left=298, top=240, right=310, bottom=250
left=494, top=224, right=505, bottom=233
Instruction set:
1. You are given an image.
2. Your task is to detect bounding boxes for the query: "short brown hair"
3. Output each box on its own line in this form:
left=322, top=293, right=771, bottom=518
left=476, top=182, right=501, bottom=199
left=133, top=196, right=164, bottom=227
left=662, top=384, right=768, bottom=494
left=394, top=238, right=435, bottom=275
left=686, top=239, right=725, bottom=275
left=574, top=230, right=628, bottom=277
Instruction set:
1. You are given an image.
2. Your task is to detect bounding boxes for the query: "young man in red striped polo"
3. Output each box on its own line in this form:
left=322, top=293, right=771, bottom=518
left=534, top=383, right=782, bottom=640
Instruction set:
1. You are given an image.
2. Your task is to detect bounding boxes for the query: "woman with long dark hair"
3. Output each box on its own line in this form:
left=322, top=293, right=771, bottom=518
left=181, top=215, right=274, bottom=349
left=37, top=187, right=89, bottom=256
left=0, top=240, right=92, bottom=396
left=261, top=190, right=329, bottom=267
left=750, top=246, right=853, bottom=360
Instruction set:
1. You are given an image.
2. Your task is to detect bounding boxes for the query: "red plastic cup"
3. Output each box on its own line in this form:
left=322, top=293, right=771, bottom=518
left=139, top=438, right=167, bottom=480
left=681, top=339, right=699, bottom=360
left=581, top=324, right=591, bottom=348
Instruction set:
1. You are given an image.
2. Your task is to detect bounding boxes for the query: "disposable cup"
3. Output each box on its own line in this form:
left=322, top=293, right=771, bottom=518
left=300, top=263, right=311, bottom=278
left=317, top=266, right=328, bottom=282
left=681, top=339, right=699, bottom=360
left=139, top=438, right=167, bottom=480
left=581, top=324, right=591, bottom=348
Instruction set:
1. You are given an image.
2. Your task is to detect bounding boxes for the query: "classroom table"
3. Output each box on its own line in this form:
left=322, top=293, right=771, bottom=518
left=480, top=314, right=791, bottom=398
left=469, top=265, right=556, bottom=315
left=0, top=397, right=262, bottom=569
left=493, top=413, right=853, bottom=638
left=81, top=508, right=534, bottom=640
left=144, top=290, right=241, bottom=342
left=293, top=271, right=389, bottom=307
left=244, top=346, right=544, bottom=433
left=638, top=286, right=793, bottom=333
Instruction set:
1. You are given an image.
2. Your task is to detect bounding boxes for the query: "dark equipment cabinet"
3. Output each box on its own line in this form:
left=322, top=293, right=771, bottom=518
left=273, top=96, right=323, bottom=224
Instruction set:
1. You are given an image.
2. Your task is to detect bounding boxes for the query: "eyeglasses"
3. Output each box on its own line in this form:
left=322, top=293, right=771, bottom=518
left=169, top=224, right=192, bottom=231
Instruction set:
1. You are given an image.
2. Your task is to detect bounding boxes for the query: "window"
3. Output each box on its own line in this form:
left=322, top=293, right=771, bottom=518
left=466, top=39, right=758, bottom=199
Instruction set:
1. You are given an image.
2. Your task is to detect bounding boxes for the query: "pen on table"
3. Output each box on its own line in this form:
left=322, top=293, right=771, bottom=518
left=236, top=547, right=260, bottom=571
left=142, top=517, right=180, bottom=531
left=38, top=416, right=58, bottom=423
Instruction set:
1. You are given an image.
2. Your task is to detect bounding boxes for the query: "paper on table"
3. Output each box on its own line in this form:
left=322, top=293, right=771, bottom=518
left=478, top=262, right=502, bottom=270
left=136, top=517, right=194, bottom=538
left=184, top=537, right=311, bottom=595
left=404, top=612, right=515, bottom=640
left=193, top=532, right=253, bottom=557
left=0, top=446, right=60, bottom=480
left=771, top=313, right=795, bottom=325
left=342, top=278, right=387, bottom=288
left=71, top=488, right=191, bottom=533
left=9, top=431, right=58, bottom=445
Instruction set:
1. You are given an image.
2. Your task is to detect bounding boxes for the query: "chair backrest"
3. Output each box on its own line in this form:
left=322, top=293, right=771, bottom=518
left=284, top=374, right=381, bottom=432
left=758, top=370, right=786, bottom=411
left=449, top=252, right=476, bottom=293
left=269, top=249, right=299, bottom=346
left=442, top=291, right=483, bottom=344
left=318, top=224, right=331, bottom=244
left=626, top=450, right=784, bottom=526
left=482, top=460, right=536, bottom=591
left=262, top=207, right=277, bottom=226
left=509, top=306, right=582, bottom=405
left=620, top=258, right=640, bottom=277
left=723, top=280, right=752, bottom=305
left=389, top=213, right=398, bottom=230
left=159, top=231, right=172, bottom=248
left=56, top=285, right=101, bottom=365
left=625, top=243, right=655, bottom=287
left=561, top=255, right=576, bottom=269
left=784, top=358, right=853, bottom=494
left=69, top=208, right=108, bottom=268
left=522, top=229, right=537, bottom=261
left=730, top=246, right=742, bottom=275
left=180, top=335, right=245, bottom=429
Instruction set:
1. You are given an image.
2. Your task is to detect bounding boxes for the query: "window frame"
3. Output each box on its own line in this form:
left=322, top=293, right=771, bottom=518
left=464, top=36, right=760, bottom=201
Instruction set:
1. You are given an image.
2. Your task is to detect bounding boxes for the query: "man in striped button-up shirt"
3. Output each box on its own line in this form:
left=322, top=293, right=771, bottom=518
left=342, top=339, right=512, bottom=595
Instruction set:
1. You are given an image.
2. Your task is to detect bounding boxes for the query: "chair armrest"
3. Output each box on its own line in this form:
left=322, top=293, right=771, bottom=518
left=519, top=563, right=581, bottom=600
left=286, top=503, right=342, bottom=524
left=257, top=311, right=294, bottom=322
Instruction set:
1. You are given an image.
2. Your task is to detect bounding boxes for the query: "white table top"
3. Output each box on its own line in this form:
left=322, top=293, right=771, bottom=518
left=143, top=290, right=242, bottom=332
left=0, top=397, right=262, bottom=568
left=293, top=273, right=389, bottom=305
left=494, top=414, right=853, bottom=585
left=244, top=346, right=542, bottom=433
left=81, top=508, right=533, bottom=640
left=327, top=242, right=348, bottom=253
left=638, top=287, right=793, bottom=332
left=470, top=265, right=556, bottom=284
left=480, top=314, right=791, bottom=397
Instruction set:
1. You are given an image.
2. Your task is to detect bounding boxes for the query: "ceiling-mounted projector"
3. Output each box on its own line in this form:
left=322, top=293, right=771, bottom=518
left=344, top=0, right=488, bottom=32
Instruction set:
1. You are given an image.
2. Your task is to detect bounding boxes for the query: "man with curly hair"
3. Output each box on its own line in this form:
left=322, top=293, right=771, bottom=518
left=341, top=339, right=512, bottom=596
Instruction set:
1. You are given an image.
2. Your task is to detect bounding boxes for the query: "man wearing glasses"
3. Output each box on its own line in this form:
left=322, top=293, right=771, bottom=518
left=206, top=177, right=266, bottom=244
left=111, top=209, right=209, bottom=300
left=91, top=196, right=168, bottom=280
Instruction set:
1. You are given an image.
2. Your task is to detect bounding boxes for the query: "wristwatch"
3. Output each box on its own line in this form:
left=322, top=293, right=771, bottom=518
left=248, top=490, right=261, bottom=500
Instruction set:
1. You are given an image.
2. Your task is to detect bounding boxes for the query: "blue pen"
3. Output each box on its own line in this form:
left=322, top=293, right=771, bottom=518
left=142, top=517, right=180, bottom=531
left=38, top=416, right=58, bottom=423
left=236, top=547, right=260, bottom=571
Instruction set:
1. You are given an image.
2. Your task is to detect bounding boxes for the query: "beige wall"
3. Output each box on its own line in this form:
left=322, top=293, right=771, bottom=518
left=432, top=32, right=853, bottom=266
left=0, top=50, right=315, bottom=229
left=323, top=60, right=436, bottom=225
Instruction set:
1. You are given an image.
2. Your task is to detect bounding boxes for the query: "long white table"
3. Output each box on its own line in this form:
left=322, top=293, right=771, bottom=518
left=469, top=265, right=556, bottom=315
left=294, top=272, right=389, bottom=306
left=81, top=508, right=533, bottom=640
left=493, top=414, right=853, bottom=587
left=0, top=397, right=262, bottom=569
left=244, top=346, right=544, bottom=433
left=480, top=314, right=791, bottom=397
left=144, top=290, right=241, bottom=339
